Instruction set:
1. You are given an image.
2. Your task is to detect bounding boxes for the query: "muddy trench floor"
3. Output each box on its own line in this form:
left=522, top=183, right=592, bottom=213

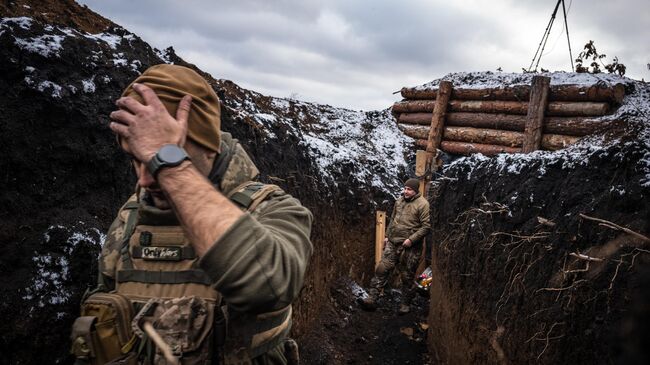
left=299, top=278, right=430, bottom=365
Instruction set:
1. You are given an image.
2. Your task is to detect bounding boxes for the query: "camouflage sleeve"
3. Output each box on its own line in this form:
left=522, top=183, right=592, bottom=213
left=408, top=200, right=431, bottom=244
left=198, top=192, right=313, bottom=313
left=97, top=215, right=126, bottom=291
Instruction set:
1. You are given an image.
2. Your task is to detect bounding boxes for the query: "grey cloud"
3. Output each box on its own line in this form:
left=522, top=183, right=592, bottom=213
left=78, top=0, right=650, bottom=110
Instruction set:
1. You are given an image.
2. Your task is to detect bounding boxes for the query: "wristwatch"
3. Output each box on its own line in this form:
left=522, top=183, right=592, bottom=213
left=146, top=144, right=190, bottom=178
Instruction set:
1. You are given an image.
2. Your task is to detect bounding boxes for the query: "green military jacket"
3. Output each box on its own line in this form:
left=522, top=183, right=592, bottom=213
left=385, top=193, right=431, bottom=245
left=97, top=132, right=313, bottom=363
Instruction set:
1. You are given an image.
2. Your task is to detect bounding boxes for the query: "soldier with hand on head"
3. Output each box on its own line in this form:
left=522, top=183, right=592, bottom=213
left=70, top=64, right=312, bottom=365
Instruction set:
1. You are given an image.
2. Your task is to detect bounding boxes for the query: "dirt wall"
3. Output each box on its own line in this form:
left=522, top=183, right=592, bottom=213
left=426, top=122, right=650, bottom=364
left=0, top=3, right=400, bottom=363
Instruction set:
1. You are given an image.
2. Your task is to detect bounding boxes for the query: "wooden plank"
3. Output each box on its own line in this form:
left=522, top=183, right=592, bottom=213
left=398, top=112, right=618, bottom=137
left=415, top=150, right=427, bottom=194
left=401, top=124, right=524, bottom=146
left=415, top=150, right=427, bottom=177
left=415, top=137, right=580, bottom=154
left=439, top=140, right=522, bottom=155
left=375, top=211, right=386, bottom=268
left=541, top=134, right=580, bottom=150
left=544, top=117, right=615, bottom=136
left=392, top=100, right=609, bottom=117
left=523, top=76, right=551, bottom=152
left=444, top=126, right=523, bottom=147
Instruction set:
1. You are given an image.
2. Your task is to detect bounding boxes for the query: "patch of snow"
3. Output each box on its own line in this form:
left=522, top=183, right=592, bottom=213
left=1, top=17, right=32, bottom=30
left=348, top=280, right=368, bottom=299
left=130, top=59, right=142, bottom=72
left=37, top=80, right=63, bottom=98
left=222, top=85, right=410, bottom=195
left=82, top=77, right=96, bottom=93
left=23, top=224, right=106, bottom=311
left=413, top=71, right=633, bottom=90
left=13, top=33, right=65, bottom=57
left=112, top=52, right=128, bottom=67
left=25, top=76, right=64, bottom=98
left=84, top=32, right=122, bottom=49
left=155, top=47, right=173, bottom=64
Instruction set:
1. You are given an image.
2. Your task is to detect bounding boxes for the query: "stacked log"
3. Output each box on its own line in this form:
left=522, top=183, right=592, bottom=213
left=393, top=80, right=623, bottom=156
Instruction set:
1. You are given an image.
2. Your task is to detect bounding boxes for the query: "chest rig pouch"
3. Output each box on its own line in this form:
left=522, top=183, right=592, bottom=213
left=72, top=182, right=290, bottom=365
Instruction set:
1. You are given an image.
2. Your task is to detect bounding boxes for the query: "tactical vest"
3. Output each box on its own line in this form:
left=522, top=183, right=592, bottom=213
left=71, top=182, right=294, bottom=365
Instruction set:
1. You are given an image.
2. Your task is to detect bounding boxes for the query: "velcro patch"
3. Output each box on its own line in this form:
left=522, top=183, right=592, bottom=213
left=140, top=246, right=182, bottom=261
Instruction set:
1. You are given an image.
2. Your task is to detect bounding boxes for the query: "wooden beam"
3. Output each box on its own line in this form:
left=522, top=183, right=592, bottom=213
left=415, top=150, right=427, bottom=194
left=398, top=112, right=617, bottom=137
left=440, top=141, right=521, bottom=156
left=401, top=124, right=524, bottom=146
left=375, top=211, right=386, bottom=268
left=393, top=100, right=609, bottom=117
left=426, top=81, right=453, bottom=173
left=400, top=83, right=625, bottom=103
left=541, top=134, right=580, bottom=150
left=523, top=76, right=551, bottom=152
left=415, top=133, right=580, bottom=153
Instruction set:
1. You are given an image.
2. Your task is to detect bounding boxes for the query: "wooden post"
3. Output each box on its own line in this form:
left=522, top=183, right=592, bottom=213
left=523, top=76, right=550, bottom=152
left=426, top=81, right=453, bottom=174
left=415, top=150, right=427, bottom=194
left=375, top=211, right=386, bottom=268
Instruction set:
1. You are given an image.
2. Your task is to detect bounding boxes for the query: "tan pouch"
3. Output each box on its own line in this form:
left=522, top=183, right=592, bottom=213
left=71, top=292, right=136, bottom=365
left=132, top=296, right=216, bottom=365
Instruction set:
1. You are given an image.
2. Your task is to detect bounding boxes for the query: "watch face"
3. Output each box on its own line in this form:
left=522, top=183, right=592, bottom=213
left=158, top=144, right=187, bottom=164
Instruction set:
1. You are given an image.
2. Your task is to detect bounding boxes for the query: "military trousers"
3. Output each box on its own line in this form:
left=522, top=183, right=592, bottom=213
left=369, top=240, right=420, bottom=304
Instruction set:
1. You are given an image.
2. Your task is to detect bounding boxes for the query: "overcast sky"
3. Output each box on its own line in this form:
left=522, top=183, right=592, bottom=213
left=78, top=0, right=649, bottom=111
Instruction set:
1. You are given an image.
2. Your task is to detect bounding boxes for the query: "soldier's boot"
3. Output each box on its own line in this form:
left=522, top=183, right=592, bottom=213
left=358, top=289, right=379, bottom=311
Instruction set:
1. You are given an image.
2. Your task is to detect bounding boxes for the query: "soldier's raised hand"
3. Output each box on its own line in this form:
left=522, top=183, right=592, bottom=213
left=109, top=83, right=192, bottom=162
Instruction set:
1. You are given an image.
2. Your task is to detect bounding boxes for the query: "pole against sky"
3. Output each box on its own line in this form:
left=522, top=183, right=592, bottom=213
left=78, top=0, right=650, bottom=111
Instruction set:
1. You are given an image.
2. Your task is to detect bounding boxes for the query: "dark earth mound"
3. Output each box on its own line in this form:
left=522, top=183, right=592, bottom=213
left=427, top=119, right=650, bottom=364
left=0, top=1, right=410, bottom=364
left=2, top=1, right=648, bottom=365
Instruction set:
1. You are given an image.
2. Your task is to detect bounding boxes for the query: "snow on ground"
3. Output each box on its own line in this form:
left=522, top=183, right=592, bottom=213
left=413, top=70, right=635, bottom=90
left=1, top=16, right=142, bottom=97
left=22, top=223, right=105, bottom=314
left=349, top=279, right=369, bottom=299
left=223, top=88, right=413, bottom=197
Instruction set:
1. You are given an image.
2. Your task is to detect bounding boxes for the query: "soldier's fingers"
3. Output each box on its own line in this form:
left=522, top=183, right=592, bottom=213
left=133, top=83, right=164, bottom=108
left=110, top=109, right=135, bottom=125
left=115, top=96, right=146, bottom=115
left=176, top=95, right=192, bottom=129
left=176, top=95, right=192, bottom=146
left=109, top=121, right=129, bottom=138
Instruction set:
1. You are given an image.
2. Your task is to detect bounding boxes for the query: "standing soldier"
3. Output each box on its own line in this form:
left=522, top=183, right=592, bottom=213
left=359, top=178, right=430, bottom=314
left=70, top=64, right=312, bottom=365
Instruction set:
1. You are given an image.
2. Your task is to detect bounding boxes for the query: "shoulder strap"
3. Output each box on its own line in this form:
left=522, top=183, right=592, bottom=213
left=208, top=142, right=233, bottom=187
left=119, top=201, right=140, bottom=270
left=228, top=182, right=282, bottom=212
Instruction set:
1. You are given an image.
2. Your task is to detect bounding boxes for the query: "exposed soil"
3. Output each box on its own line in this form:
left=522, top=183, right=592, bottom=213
left=300, top=277, right=429, bottom=365
left=2, top=2, right=649, bottom=365
left=0, top=2, right=407, bottom=364
left=426, top=121, right=650, bottom=364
